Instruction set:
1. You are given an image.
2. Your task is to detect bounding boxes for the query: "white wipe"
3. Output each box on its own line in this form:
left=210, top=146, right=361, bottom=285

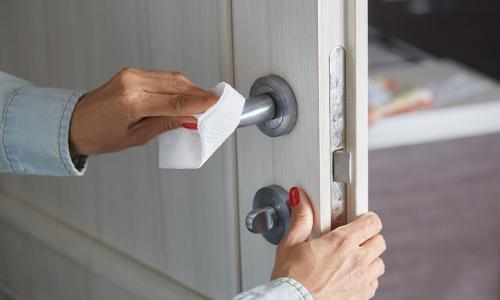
left=158, top=82, right=245, bottom=169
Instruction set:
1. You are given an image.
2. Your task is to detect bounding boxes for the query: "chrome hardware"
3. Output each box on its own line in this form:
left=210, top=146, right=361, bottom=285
left=245, top=185, right=291, bottom=245
left=333, top=150, right=352, bottom=184
left=246, top=206, right=278, bottom=234
left=238, top=75, right=298, bottom=137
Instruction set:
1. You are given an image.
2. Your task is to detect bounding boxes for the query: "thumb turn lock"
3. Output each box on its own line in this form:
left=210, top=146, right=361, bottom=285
left=245, top=185, right=291, bottom=245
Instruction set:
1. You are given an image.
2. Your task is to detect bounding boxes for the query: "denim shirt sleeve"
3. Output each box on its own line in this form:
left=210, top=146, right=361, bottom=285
left=0, top=71, right=87, bottom=176
left=234, top=278, right=313, bottom=300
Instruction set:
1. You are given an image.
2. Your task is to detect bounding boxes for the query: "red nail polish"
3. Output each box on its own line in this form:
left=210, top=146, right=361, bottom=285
left=333, top=217, right=344, bottom=229
left=289, top=187, right=300, bottom=207
left=182, top=123, right=198, bottom=130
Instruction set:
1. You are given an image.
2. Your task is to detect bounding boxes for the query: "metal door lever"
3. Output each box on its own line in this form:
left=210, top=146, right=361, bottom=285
left=238, top=75, right=298, bottom=137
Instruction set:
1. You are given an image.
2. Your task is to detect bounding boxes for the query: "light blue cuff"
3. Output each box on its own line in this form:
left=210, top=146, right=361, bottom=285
left=2, top=86, right=87, bottom=176
left=234, top=277, right=313, bottom=300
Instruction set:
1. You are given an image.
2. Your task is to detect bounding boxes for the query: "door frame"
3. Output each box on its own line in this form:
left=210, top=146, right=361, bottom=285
left=233, top=0, right=368, bottom=289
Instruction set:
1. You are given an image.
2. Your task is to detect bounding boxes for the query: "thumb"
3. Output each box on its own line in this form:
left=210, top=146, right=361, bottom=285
left=280, top=187, right=314, bottom=247
left=128, top=116, right=187, bottom=146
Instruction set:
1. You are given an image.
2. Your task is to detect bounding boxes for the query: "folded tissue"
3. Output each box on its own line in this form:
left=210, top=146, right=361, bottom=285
left=158, top=82, right=245, bottom=169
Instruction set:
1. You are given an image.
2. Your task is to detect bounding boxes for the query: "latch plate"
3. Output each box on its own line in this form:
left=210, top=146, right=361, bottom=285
left=333, top=150, right=352, bottom=184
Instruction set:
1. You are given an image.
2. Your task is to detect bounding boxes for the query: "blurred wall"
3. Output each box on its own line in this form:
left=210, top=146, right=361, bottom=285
left=370, top=0, right=500, bottom=80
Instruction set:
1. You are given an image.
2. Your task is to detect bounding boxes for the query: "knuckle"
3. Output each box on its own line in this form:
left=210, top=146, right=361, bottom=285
left=374, top=258, right=385, bottom=275
left=331, top=230, right=348, bottom=242
left=121, top=92, right=142, bottom=120
left=170, top=94, right=189, bottom=113
left=338, top=240, right=355, bottom=258
left=171, top=71, right=185, bottom=79
left=172, top=78, right=191, bottom=91
left=341, top=233, right=355, bottom=246
left=369, top=280, right=379, bottom=298
left=378, top=235, right=387, bottom=252
left=365, top=212, right=382, bottom=230
left=331, top=230, right=354, bottom=251
left=121, top=89, right=138, bottom=102
left=116, top=68, right=139, bottom=83
left=352, top=251, right=366, bottom=268
left=359, top=252, right=373, bottom=267
left=161, top=118, right=178, bottom=131
left=293, top=206, right=309, bottom=221
left=167, top=72, right=192, bottom=90
left=379, top=259, right=386, bottom=275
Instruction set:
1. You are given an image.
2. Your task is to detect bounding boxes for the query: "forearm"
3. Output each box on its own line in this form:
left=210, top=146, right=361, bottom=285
left=0, top=71, right=87, bottom=175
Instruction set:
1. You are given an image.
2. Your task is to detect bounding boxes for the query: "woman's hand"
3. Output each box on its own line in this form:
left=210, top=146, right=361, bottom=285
left=69, top=68, right=218, bottom=155
left=272, top=188, right=386, bottom=300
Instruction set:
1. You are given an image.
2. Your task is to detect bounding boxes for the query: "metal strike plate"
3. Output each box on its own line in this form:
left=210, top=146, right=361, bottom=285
left=333, top=150, right=352, bottom=184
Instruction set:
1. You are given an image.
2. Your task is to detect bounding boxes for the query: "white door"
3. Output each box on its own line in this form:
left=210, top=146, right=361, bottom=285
left=0, top=0, right=367, bottom=299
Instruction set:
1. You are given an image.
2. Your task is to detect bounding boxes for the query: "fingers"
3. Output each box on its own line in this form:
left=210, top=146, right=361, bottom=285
left=361, top=259, right=384, bottom=299
left=120, top=68, right=208, bottom=96
left=333, top=212, right=382, bottom=246
left=133, top=92, right=218, bottom=118
left=360, top=234, right=386, bottom=265
left=364, top=279, right=379, bottom=300
left=115, top=68, right=219, bottom=119
left=367, top=258, right=385, bottom=279
left=127, top=116, right=183, bottom=146
left=279, top=187, right=314, bottom=247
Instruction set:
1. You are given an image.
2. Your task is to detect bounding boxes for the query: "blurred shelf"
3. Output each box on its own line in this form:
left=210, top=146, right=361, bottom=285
left=369, top=99, right=500, bottom=150
left=368, top=33, right=500, bottom=150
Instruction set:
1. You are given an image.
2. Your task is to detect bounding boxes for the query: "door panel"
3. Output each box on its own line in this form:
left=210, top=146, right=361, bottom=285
left=0, top=0, right=238, bottom=299
left=233, top=0, right=368, bottom=289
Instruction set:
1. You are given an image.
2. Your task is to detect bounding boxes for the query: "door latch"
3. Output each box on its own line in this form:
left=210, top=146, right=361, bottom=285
left=333, top=150, right=352, bottom=184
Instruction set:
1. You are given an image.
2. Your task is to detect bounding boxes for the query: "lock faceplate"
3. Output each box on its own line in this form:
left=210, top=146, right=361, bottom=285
left=245, top=185, right=291, bottom=245
left=330, top=46, right=350, bottom=225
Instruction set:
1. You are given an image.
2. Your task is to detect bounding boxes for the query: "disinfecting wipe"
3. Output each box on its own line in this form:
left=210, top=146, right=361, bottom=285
left=158, top=82, right=245, bottom=169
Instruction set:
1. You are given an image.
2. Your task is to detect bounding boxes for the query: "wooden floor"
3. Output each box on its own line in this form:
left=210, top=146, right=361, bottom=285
left=370, top=133, right=500, bottom=299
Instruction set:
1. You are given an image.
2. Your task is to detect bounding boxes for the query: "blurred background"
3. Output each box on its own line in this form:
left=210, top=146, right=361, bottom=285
left=368, top=0, right=500, bottom=299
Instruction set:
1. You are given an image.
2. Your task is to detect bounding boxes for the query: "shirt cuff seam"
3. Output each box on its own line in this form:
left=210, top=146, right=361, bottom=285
left=1, top=89, right=18, bottom=172
left=57, top=91, right=85, bottom=175
left=275, top=278, right=312, bottom=300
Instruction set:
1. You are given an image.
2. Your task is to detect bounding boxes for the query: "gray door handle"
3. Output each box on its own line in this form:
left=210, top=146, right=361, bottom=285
left=238, top=75, right=298, bottom=137
left=245, top=185, right=291, bottom=245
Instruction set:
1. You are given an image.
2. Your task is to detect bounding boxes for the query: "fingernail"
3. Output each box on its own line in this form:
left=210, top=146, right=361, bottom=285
left=333, top=217, right=344, bottom=229
left=182, top=123, right=198, bottom=130
left=289, top=187, right=300, bottom=208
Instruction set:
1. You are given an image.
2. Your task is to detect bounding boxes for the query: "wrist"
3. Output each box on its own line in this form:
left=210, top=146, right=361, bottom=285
left=69, top=93, right=90, bottom=155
